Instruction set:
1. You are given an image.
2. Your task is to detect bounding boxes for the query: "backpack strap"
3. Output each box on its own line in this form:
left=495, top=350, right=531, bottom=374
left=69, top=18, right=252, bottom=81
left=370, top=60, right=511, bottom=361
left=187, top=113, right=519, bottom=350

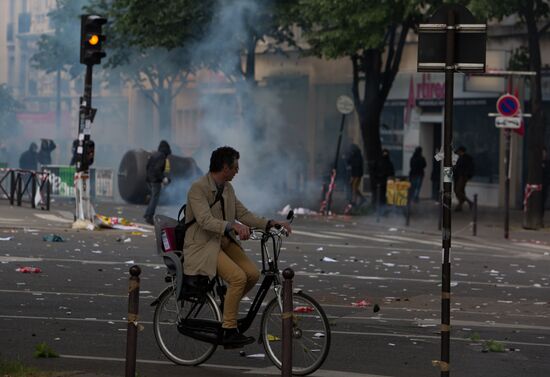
left=179, top=188, right=224, bottom=225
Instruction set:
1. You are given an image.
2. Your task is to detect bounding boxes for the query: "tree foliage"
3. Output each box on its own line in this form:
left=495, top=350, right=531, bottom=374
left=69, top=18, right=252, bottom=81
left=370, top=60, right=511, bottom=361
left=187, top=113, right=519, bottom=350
left=0, top=84, right=22, bottom=134
left=292, top=0, right=440, bottom=187
left=30, top=0, right=86, bottom=78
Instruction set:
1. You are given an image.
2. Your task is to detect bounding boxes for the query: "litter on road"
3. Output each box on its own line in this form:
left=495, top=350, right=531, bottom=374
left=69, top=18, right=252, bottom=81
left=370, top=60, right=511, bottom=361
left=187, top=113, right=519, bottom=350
left=0, top=236, right=14, bottom=241
left=43, top=234, right=64, bottom=242
left=321, top=256, right=337, bottom=262
left=16, top=266, right=42, bottom=273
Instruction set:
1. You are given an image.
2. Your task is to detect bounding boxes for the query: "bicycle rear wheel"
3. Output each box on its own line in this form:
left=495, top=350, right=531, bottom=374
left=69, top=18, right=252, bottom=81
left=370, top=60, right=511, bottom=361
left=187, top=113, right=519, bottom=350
left=153, top=286, right=221, bottom=365
left=261, top=291, right=331, bottom=375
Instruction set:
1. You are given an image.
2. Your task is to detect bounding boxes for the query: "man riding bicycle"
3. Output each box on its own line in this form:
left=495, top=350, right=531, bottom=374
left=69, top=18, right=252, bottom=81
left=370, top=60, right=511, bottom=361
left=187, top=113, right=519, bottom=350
left=183, top=146, right=292, bottom=348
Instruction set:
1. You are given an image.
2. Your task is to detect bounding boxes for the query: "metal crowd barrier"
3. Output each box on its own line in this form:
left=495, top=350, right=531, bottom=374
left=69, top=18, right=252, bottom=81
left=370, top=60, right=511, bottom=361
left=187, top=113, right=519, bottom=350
left=42, top=165, right=114, bottom=199
left=0, top=168, right=51, bottom=210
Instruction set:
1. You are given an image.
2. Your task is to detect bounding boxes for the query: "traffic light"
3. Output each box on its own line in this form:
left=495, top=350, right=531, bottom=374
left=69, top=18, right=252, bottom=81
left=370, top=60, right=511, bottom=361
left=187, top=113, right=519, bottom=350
left=77, top=139, right=95, bottom=171
left=80, top=15, right=106, bottom=65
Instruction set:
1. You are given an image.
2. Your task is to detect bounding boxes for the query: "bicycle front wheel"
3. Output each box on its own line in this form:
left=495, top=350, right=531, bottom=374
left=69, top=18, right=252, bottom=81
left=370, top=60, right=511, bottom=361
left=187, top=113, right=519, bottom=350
left=261, top=291, right=331, bottom=375
left=153, top=286, right=221, bottom=366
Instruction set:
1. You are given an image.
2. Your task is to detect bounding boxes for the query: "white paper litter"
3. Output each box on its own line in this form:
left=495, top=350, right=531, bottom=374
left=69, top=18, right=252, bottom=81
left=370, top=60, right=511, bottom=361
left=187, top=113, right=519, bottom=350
left=321, top=257, right=337, bottom=262
left=0, top=237, right=14, bottom=241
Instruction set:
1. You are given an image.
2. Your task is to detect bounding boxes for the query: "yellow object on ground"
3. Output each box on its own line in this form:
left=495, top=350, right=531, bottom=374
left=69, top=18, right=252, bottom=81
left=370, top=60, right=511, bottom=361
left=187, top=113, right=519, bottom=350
left=386, top=179, right=411, bottom=206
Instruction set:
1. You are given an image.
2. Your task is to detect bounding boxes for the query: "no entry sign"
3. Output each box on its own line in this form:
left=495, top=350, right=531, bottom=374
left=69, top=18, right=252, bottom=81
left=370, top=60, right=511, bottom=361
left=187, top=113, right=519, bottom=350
left=496, top=94, right=520, bottom=117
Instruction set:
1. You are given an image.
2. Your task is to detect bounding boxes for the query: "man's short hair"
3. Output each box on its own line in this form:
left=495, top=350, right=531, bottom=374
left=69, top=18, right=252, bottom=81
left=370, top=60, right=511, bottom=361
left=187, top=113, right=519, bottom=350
left=456, top=146, right=466, bottom=153
left=209, top=146, right=240, bottom=172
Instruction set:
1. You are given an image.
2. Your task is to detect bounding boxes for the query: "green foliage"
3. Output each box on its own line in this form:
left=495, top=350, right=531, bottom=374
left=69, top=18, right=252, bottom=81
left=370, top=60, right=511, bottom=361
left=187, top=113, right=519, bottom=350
left=470, top=0, right=549, bottom=23
left=468, top=332, right=481, bottom=341
left=33, top=342, right=59, bottom=358
left=30, top=0, right=88, bottom=78
left=0, top=357, right=40, bottom=376
left=0, top=84, right=22, bottom=134
left=292, top=0, right=431, bottom=59
left=484, top=339, right=506, bottom=352
left=508, top=46, right=530, bottom=70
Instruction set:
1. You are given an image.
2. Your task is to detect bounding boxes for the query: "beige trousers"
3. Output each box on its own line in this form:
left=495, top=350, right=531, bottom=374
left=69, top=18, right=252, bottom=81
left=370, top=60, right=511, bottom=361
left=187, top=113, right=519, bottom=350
left=217, top=237, right=260, bottom=329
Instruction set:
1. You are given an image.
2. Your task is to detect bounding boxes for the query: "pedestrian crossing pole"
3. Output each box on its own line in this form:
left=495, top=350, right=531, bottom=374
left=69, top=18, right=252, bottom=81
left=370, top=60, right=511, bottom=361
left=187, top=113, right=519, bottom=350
left=418, top=5, right=486, bottom=376
left=73, top=15, right=106, bottom=230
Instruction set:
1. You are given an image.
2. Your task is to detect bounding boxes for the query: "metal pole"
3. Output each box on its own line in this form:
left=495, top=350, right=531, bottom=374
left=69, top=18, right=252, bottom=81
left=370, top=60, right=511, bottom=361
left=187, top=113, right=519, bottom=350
left=31, top=173, right=36, bottom=209
left=9, top=170, right=15, bottom=205
left=376, top=183, right=381, bottom=223
left=504, top=129, right=511, bottom=239
left=16, top=173, right=22, bottom=206
left=473, top=194, right=478, bottom=236
left=326, top=114, right=347, bottom=214
left=125, top=265, right=141, bottom=377
left=440, top=9, right=456, bottom=377
left=438, top=190, right=443, bottom=231
left=281, top=268, right=295, bottom=377
left=46, top=175, right=51, bottom=211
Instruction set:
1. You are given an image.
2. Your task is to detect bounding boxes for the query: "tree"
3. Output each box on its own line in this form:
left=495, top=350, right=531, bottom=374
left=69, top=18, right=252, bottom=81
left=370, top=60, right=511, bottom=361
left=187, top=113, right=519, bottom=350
left=292, top=0, right=438, bottom=193
left=0, top=84, right=22, bottom=136
left=471, top=0, right=549, bottom=229
left=88, top=0, right=216, bottom=139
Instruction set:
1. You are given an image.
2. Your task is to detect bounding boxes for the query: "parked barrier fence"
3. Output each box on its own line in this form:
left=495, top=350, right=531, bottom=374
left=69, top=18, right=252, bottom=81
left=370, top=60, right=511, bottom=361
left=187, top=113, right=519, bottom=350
left=0, top=168, right=51, bottom=210
left=42, top=165, right=114, bottom=199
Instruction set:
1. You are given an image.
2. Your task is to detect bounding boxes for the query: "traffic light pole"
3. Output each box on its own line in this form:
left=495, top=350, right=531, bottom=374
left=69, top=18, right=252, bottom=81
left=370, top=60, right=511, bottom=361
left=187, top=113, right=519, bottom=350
left=73, top=64, right=96, bottom=229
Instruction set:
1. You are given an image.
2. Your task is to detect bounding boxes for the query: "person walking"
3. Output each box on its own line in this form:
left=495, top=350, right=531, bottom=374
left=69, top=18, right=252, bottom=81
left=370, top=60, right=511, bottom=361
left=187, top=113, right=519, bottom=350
left=346, top=144, right=365, bottom=207
left=453, top=146, right=475, bottom=212
left=37, top=138, right=56, bottom=166
left=374, top=148, right=395, bottom=206
left=408, top=146, right=427, bottom=203
left=143, top=140, right=172, bottom=225
left=19, top=142, right=39, bottom=171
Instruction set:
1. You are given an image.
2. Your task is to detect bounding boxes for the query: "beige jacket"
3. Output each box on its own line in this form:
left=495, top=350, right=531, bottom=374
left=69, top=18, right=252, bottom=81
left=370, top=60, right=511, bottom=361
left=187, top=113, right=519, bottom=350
left=183, top=173, right=269, bottom=277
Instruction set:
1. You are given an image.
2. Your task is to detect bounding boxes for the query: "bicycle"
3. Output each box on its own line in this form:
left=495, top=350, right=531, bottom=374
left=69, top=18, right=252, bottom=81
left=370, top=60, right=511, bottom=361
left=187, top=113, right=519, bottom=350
left=151, top=211, right=331, bottom=375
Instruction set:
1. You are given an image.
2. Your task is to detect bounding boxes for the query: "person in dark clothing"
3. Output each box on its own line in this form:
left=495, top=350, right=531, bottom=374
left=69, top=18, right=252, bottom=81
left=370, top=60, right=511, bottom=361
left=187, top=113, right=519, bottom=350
left=346, top=144, right=365, bottom=207
left=37, top=139, right=56, bottom=166
left=69, top=139, right=79, bottom=166
left=19, top=142, right=39, bottom=171
left=143, top=140, right=172, bottom=225
left=542, top=147, right=550, bottom=218
left=453, top=146, right=475, bottom=212
left=409, top=146, right=427, bottom=203
left=374, top=148, right=395, bottom=205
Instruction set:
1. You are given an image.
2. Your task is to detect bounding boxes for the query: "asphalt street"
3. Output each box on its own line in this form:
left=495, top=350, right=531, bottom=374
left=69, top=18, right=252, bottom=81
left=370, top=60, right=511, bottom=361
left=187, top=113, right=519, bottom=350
left=1, top=199, right=550, bottom=377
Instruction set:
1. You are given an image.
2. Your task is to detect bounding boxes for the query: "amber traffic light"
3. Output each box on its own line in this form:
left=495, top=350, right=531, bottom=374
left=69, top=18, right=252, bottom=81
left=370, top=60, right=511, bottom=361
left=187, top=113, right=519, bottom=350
left=80, top=15, right=106, bottom=65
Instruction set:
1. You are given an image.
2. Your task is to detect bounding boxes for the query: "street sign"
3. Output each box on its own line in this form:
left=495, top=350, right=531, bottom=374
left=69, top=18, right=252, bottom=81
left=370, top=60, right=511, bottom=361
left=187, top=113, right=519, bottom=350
left=496, top=94, right=520, bottom=117
left=418, top=4, right=486, bottom=73
left=495, top=116, right=522, bottom=129
left=336, top=95, right=354, bottom=114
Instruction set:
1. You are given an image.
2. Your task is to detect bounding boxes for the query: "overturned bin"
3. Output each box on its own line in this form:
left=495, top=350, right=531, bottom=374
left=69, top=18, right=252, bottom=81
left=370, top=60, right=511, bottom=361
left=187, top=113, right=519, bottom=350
left=118, top=149, right=202, bottom=204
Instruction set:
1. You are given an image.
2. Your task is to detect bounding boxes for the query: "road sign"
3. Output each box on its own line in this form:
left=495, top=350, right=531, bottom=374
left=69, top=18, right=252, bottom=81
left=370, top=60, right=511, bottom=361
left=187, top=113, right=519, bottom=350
left=417, top=4, right=487, bottom=73
left=336, top=95, right=354, bottom=114
left=496, top=94, right=520, bottom=117
left=495, top=116, right=522, bottom=129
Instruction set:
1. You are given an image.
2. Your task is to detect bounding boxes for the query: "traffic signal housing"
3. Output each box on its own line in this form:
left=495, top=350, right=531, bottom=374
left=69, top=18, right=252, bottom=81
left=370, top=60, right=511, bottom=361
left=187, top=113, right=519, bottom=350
left=80, top=15, right=106, bottom=65
left=78, top=139, right=95, bottom=171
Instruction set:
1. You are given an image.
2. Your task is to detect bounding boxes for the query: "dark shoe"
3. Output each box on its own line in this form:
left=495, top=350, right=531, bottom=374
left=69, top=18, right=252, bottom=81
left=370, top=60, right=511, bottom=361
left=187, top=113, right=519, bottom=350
left=222, top=328, right=255, bottom=349
left=143, top=216, right=154, bottom=225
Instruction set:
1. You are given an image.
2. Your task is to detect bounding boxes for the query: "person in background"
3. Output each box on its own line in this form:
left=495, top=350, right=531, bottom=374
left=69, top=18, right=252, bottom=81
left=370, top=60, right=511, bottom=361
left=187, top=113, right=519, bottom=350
left=346, top=144, right=365, bottom=207
left=542, top=146, right=550, bottom=223
left=374, top=148, right=395, bottom=206
left=69, top=139, right=79, bottom=166
left=408, top=146, right=427, bottom=203
left=143, top=140, right=172, bottom=225
left=453, top=146, right=475, bottom=212
left=38, top=138, right=56, bottom=166
left=19, top=142, right=39, bottom=171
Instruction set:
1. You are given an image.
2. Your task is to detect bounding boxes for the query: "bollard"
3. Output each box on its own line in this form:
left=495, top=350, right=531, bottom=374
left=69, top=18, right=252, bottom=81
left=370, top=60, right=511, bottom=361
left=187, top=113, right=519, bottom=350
left=472, top=194, right=478, bottom=236
left=9, top=170, right=15, bottom=205
left=281, top=268, right=294, bottom=377
left=405, top=196, right=411, bottom=227
left=125, top=265, right=141, bottom=377
left=376, top=183, right=381, bottom=223
left=437, top=190, right=442, bottom=231
left=46, top=176, right=51, bottom=211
